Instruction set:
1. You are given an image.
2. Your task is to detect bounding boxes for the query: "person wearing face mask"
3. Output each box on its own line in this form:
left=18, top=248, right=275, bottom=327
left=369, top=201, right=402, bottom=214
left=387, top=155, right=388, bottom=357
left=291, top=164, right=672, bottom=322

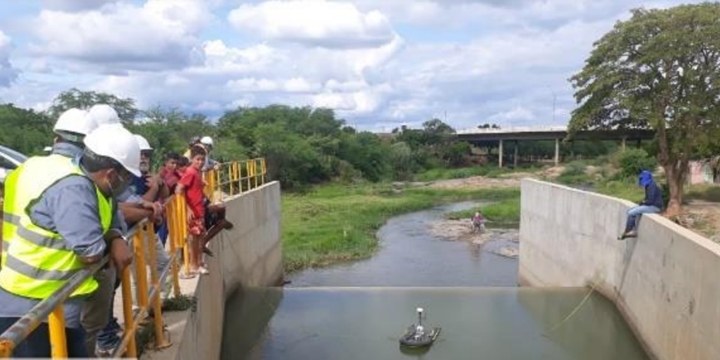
left=0, top=124, right=137, bottom=358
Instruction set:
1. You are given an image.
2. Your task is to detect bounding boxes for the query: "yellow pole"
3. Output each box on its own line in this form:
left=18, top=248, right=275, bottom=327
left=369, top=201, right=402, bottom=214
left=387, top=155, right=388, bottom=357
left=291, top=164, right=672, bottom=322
left=48, top=305, right=67, bottom=359
left=176, top=196, right=190, bottom=276
left=133, top=229, right=149, bottom=311
left=120, top=267, right=137, bottom=358
left=246, top=161, right=251, bottom=191
left=0, top=340, right=13, bottom=358
left=262, top=158, right=267, bottom=184
left=145, top=224, right=172, bottom=349
left=228, top=162, right=234, bottom=196
left=167, top=198, right=181, bottom=297
left=232, top=161, right=242, bottom=194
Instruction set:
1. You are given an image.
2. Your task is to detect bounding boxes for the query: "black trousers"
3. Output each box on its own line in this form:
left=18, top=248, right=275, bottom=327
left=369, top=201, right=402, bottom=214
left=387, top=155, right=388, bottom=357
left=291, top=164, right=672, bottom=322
left=0, top=317, right=88, bottom=358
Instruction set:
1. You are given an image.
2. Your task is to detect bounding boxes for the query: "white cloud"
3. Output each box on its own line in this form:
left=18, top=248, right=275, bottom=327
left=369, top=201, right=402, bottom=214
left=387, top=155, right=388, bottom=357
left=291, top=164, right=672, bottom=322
left=228, top=0, right=397, bottom=49
left=30, top=0, right=210, bottom=71
left=0, top=31, right=19, bottom=87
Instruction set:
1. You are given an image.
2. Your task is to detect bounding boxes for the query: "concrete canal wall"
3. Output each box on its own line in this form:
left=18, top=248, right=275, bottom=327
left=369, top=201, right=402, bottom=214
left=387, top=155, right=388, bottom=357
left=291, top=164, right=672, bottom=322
left=175, top=182, right=283, bottom=360
left=519, top=179, right=720, bottom=360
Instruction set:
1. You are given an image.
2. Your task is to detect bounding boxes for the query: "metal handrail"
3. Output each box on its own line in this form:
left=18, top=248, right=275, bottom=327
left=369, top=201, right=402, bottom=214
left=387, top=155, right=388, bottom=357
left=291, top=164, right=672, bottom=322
left=0, top=157, right=267, bottom=358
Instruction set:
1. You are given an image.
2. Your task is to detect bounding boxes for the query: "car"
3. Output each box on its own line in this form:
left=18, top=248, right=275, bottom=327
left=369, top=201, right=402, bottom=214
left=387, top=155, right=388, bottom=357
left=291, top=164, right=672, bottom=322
left=0, top=144, right=28, bottom=185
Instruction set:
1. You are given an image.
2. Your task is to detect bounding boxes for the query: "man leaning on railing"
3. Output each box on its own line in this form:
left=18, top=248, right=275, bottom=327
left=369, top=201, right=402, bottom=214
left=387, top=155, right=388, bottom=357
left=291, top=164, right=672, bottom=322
left=0, top=125, right=137, bottom=357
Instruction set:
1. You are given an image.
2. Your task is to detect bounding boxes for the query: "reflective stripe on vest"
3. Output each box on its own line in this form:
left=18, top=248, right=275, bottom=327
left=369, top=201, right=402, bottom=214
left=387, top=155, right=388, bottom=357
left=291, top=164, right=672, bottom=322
left=0, top=154, right=113, bottom=299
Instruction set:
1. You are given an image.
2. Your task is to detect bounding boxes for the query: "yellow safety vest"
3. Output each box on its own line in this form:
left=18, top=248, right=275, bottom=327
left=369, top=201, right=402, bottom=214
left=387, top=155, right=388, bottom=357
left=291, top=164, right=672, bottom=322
left=0, top=154, right=113, bottom=299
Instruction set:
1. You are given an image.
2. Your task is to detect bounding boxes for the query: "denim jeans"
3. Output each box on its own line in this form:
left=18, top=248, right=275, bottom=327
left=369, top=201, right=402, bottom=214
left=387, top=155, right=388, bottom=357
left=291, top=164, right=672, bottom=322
left=0, top=317, right=87, bottom=358
left=625, top=205, right=661, bottom=232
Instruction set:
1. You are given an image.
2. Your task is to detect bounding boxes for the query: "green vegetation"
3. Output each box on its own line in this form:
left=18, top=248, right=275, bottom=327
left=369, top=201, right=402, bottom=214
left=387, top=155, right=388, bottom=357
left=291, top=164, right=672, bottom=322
left=282, top=183, right=519, bottom=272
left=616, top=149, right=656, bottom=179
left=446, top=197, right=521, bottom=228
left=570, top=3, right=720, bottom=214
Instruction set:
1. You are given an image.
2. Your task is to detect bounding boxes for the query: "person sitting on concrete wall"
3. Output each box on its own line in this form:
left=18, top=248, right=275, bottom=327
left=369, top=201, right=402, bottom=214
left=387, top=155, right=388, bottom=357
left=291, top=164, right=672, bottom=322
left=619, top=170, right=664, bottom=240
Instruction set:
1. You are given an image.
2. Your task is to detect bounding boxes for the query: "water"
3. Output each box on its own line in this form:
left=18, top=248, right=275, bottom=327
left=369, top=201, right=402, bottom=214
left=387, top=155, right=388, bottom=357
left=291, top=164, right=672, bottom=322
left=288, top=202, right=519, bottom=287
left=221, top=202, right=649, bottom=360
left=225, top=287, right=648, bottom=360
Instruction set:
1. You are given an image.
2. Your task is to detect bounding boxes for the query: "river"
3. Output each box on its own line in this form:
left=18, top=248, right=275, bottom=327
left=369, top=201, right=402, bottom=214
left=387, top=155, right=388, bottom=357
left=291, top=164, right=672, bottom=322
left=221, top=202, right=648, bottom=360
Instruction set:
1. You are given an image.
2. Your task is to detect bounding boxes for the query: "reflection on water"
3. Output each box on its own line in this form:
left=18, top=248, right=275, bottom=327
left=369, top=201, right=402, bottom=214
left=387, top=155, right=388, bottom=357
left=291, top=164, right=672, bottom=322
left=225, top=287, right=647, bottom=360
left=288, top=202, right=518, bottom=287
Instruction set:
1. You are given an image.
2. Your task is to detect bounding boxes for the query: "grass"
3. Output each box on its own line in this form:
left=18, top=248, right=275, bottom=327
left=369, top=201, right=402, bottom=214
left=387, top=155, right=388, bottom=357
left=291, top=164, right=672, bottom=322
left=445, top=198, right=520, bottom=228
left=686, top=184, right=720, bottom=202
left=282, top=182, right=519, bottom=272
left=594, top=180, right=644, bottom=202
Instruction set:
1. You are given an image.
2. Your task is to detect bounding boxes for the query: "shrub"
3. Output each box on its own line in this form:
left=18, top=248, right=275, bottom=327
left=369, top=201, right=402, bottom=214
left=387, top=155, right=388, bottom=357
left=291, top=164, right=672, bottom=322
left=616, top=148, right=657, bottom=178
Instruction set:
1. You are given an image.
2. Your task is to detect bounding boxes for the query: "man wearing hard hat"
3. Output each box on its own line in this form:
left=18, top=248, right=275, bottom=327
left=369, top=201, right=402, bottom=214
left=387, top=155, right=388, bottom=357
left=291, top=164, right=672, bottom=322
left=52, top=107, right=97, bottom=158
left=0, top=124, right=137, bottom=357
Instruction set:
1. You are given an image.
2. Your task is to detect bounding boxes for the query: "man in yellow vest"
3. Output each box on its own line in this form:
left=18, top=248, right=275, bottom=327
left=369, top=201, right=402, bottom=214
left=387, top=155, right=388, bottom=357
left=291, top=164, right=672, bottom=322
left=0, top=124, right=138, bottom=357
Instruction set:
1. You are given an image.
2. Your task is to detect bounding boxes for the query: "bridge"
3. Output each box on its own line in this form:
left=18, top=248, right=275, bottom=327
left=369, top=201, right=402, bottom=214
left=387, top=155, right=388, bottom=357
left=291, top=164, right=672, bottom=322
left=455, top=126, right=656, bottom=167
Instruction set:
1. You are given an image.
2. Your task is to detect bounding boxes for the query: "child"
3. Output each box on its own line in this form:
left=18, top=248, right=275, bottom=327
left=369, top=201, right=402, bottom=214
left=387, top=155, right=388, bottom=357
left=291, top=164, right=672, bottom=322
left=175, top=146, right=208, bottom=275
left=471, top=211, right=486, bottom=233
left=176, top=156, right=189, bottom=176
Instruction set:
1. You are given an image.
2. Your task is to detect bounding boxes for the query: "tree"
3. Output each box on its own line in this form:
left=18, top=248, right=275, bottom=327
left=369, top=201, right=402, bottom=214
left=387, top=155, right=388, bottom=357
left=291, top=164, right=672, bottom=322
left=569, top=4, right=720, bottom=216
left=47, top=88, right=139, bottom=123
left=0, top=104, right=53, bottom=155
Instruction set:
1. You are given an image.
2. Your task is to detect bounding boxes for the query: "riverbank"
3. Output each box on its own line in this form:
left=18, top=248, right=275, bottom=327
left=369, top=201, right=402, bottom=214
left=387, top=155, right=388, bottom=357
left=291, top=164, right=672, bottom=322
left=282, top=182, right=520, bottom=272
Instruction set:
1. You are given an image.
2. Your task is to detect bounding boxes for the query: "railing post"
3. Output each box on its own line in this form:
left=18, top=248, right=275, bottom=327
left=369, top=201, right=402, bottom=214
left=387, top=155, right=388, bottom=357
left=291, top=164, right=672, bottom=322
left=145, top=223, right=172, bottom=350
left=175, top=196, right=191, bottom=276
left=48, top=305, right=67, bottom=359
left=167, top=199, right=181, bottom=298
left=261, top=158, right=266, bottom=184
left=133, top=229, right=149, bottom=311
left=120, top=267, right=137, bottom=358
left=246, top=161, right=251, bottom=191
left=233, top=161, right=240, bottom=195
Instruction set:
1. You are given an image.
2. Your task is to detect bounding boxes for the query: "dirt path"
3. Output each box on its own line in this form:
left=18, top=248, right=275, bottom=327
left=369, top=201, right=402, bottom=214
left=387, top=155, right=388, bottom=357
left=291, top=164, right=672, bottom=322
left=682, top=201, right=720, bottom=242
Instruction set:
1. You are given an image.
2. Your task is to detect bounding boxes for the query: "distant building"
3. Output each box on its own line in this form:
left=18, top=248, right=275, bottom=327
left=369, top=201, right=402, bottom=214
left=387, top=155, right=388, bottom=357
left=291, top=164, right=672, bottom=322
left=687, top=160, right=719, bottom=185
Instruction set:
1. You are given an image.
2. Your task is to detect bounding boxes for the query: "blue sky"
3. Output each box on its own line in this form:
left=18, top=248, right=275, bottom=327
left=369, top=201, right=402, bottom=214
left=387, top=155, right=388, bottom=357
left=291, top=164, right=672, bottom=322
left=0, top=0, right=703, bottom=131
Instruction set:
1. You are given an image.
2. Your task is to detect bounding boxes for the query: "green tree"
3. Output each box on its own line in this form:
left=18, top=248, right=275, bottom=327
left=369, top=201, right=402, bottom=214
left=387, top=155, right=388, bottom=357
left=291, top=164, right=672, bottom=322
left=569, top=4, right=720, bottom=215
left=0, top=104, right=53, bottom=155
left=48, top=88, right=139, bottom=124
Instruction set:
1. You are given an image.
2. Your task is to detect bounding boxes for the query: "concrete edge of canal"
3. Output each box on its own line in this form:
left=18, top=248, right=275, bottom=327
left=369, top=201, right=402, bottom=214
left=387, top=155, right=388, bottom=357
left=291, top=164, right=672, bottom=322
left=141, top=181, right=284, bottom=360
left=519, top=178, right=720, bottom=360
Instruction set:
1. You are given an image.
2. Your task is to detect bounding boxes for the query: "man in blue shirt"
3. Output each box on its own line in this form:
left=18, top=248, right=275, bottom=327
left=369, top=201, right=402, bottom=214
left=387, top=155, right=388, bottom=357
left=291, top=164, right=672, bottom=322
left=619, top=170, right=664, bottom=240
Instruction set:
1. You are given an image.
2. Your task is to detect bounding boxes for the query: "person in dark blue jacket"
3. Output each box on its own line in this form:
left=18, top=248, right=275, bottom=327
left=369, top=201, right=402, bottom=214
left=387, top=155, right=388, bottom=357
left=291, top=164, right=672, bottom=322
left=619, top=170, right=664, bottom=239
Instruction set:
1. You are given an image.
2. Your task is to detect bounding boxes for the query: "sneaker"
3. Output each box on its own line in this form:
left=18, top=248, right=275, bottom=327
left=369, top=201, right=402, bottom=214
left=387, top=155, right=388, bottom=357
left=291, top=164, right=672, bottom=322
left=96, top=333, right=122, bottom=357
left=107, top=317, right=123, bottom=334
left=202, top=245, right=215, bottom=257
left=198, top=266, right=210, bottom=275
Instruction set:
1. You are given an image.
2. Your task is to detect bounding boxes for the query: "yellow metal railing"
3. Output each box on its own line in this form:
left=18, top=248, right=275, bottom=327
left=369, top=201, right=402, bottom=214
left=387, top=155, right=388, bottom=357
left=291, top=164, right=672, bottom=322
left=0, top=157, right=267, bottom=358
left=203, top=158, right=267, bottom=202
left=0, top=200, right=184, bottom=358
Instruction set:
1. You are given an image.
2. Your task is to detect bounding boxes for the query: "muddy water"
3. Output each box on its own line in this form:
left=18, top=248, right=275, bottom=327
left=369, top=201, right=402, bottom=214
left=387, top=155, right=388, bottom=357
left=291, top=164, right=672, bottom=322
left=221, top=202, right=649, bottom=360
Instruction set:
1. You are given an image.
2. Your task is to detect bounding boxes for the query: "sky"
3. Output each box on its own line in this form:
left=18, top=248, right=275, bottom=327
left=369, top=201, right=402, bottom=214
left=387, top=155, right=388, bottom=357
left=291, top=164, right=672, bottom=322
left=0, top=0, right=703, bottom=132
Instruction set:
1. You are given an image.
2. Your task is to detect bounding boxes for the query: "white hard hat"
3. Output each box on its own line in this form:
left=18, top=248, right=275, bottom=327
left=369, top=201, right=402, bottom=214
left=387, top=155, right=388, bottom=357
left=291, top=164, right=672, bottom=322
left=88, top=104, right=121, bottom=126
left=134, top=134, right=153, bottom=151
left=54, top=108, right=97, bottom=140
left=84, top=124, right=141, bottom=176
left=200, top=136, right=213, bottom=146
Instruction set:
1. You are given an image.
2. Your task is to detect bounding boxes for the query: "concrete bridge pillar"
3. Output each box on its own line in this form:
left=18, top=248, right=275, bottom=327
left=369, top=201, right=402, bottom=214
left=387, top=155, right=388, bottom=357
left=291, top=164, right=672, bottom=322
left=514, top=141, right=519, bottom=168
left=498, top=139, right=504, bottom=168
left=554, top=138, right=560, bottom=166
left=621, top=136, right=627, bottom=151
